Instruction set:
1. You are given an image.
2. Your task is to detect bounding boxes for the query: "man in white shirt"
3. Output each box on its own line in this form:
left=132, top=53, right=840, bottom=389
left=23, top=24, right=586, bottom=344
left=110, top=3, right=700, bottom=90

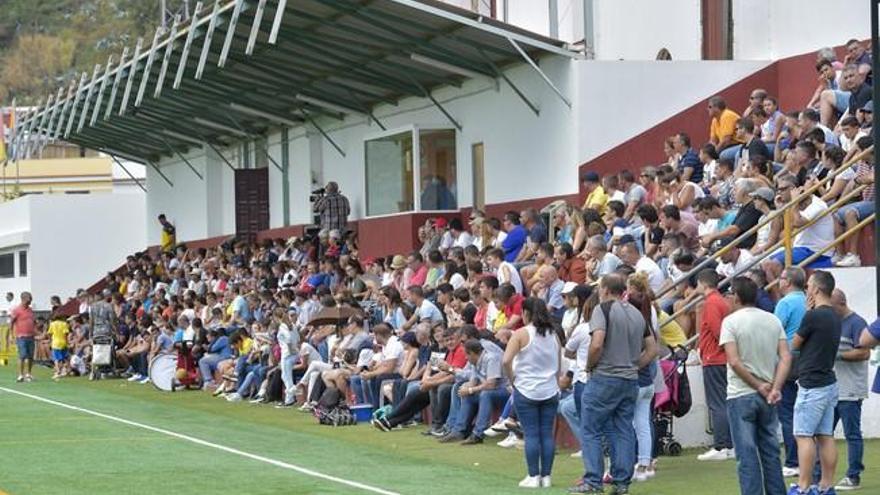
left=402, top=286, right=444, bottom=330
left=449, top=218, right=473, bottom=249
left=715, top=237, right=756, bottom=279
left=762, top=183, right=835, bottom=281
left=618, top=241, right=665, bottom=293
left=362, top=323, right=404, bottom=410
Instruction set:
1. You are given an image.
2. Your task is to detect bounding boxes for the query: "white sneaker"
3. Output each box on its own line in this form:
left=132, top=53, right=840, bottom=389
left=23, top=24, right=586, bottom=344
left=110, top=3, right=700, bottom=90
left=127, top=374, right=143, bottom=382
left=782, top=466, right=800, bottom=478
left=540, top=476, right=552, bottom=488
left=138, top=377, right=150, bottom=384
left=518, top=476, right=540, bottom=488
left=633, top=468, right=649, bottom=482
left=836, top=253, right=861, bottom=267
left=697, top=448, right=729, bottom=461
left=570, top=450, right=582, bottom=458
left=489, top=418, right=510, bottom=433
left=498, top=432, right=519, bottom=448
left=484, top=425, right=503, bottom=437
left=226, top=393, right=242, bottom=402
left=24, top=374, right=33, bottom=382
left=16, top=375, right=24, bottom=382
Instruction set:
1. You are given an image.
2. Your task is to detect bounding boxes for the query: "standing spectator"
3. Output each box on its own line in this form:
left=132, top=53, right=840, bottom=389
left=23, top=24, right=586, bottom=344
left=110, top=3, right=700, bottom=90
left=570, top=273, right=656, bottom=494
left=708, top=95, right=742, bottom=162
left=502, top=211, right=528, bottom=262
left=312, top=181, right=350, bottom=233
left=673, top=133, right=703, bottom=183
left=828, top=289, right=869, bottom=491
left=581, top=171, right=608, bottom=214
left=695, top=269, right=734, bottom=461
left=720, top=277, right=790, bottom=495
left=503, top=298, right=562, bottom=488
left=10, top=292, right=36, bottom=382
left=790, top=271, right=841, bottom=495
left=775, top=266, right=808, bottom=477
left=858, top=320, right=880, bottom=397
left=158, top=214, right=176, bottom=253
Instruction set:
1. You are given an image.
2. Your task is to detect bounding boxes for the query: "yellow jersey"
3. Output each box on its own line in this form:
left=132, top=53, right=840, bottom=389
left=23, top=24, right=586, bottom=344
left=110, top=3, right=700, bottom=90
left=658, top=310, right=687, bottom=348
left=47, top=320, right=71, bottom=350
left=583, top=185, right=609, bottom=215
left=160, top=224, right=176, bottom=252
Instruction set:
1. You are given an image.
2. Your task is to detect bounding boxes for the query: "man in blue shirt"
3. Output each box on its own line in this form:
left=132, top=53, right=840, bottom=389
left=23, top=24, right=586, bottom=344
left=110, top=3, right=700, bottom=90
left=859, top=319, right=880, bottom=394
left=673, top=132, right=704, bottom=183
left=501, top=211, right=527, bottom=262
left=774, top=266, right=807, bottom=477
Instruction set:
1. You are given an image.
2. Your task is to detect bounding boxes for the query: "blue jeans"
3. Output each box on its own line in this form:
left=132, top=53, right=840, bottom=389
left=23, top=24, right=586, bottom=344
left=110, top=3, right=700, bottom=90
left=558, top=392, right=581, bottom=449
left=366, top=373, right=402, bottom=410
left=580, top=374, right=638, bottom=489
left=836, top=400, right=864, bottom=481
left=445, top=381, right=464, bottom=430
left=515, top=390, right=559, bottom=477
left=633, top=384, right=655, bottom=466
left=779, top=380, right=798, bottom=468
left=573, top=381, right=585, bottom=417
left=719, top=144, right=742, bottom=162
left=349, top=374, right=368, bottom=404
left=198, top=353, right=224, bottom=383
left=455, top=387, right=510, bottom=438
left=237, top=363, right=264, bottom=396
left=727, top=393, right=786, bottom=495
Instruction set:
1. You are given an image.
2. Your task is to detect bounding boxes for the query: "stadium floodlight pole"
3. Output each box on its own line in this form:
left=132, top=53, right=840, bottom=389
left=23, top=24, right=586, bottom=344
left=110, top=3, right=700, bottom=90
left=873, top=0, right=880, bottom=315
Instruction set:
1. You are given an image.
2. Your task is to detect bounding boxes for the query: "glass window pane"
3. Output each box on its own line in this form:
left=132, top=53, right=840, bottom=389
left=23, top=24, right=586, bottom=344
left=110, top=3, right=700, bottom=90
left=18, top=251, right=27, bottom=277
left=0, top=254, right=13, bottom=278
left=419, top=129, right=457, bottom=211
left=365, top=131, right=414, bottom=216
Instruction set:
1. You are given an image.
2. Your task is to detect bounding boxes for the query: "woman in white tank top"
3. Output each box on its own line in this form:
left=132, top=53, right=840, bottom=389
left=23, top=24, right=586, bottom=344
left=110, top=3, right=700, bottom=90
left=503, top=297, right=563, bottom=489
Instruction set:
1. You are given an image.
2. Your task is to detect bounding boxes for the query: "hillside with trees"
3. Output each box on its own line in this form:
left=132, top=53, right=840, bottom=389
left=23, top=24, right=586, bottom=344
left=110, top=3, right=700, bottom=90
left=0, top=0, right=190, bottom=105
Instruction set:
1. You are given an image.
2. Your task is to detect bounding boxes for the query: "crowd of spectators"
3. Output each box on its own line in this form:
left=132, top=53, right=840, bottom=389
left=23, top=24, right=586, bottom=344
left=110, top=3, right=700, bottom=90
left=5, top=41, right=880, bottom=495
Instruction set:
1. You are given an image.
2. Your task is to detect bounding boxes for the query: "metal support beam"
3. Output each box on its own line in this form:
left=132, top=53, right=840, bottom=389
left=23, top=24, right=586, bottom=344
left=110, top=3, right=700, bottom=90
left=508, top=37, right=572, bottom=109
left=149, top=161, right=174, bottom=188
left=218, top=0, right=244, bottom=68
left=246, top=0, right=268, bottom=55
left=105, top=46, right=129, bottom=119
left=77, top=63, right=102, bottom=132
left=90, top=55, right=114, bottom=126
left=582, top=0, right=595, bottom=58
left=64, top=73, right=88, bottom=138
left=174, top=2, right=203, bottom=89
left=206, top=142, right=237, bottom=171
left=159, top=134, right=203, bottom=180
left=406, top=74, right=462, bottom=130
left=54, top=82, right=75, bottom=139
left=45, top=87, right=65, bottom=144
left=110, top=155, right=147, bottom=193
left=281, top=126, right=290, bottom=226
left=34, top=95, right=54, bottom=157
left=197, top=0, right=222, bottom=79
left=134, top=29, right=160, bottom=108
left=478, top=49, right=539, bottom=116
left=155, top=16, right=182, bottom=98
left=548, top=0, right=558, bottom=39
left=122, top=36, right=145, bottom=113
left=301, top=112, right=345, bottom=157
left=268, top=0, right=287, bottom=44
left=260, top=142, right=283, bottom=172
left=346, top=89, right=385, bottom=130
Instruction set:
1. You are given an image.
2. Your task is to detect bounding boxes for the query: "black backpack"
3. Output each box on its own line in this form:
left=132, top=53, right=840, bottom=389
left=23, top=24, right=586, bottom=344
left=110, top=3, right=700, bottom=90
left=313, top=388, right=356, bottom=427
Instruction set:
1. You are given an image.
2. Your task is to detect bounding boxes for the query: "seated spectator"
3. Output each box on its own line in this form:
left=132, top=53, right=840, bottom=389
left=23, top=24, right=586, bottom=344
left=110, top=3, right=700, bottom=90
left=660, top=171, right=705, bottom=213
left=617, top=240, right=664, bottom=293
left=486, top=248, right=524, bottom=294
left=581, top=171, right=608, bottom=215
left=361, top=323, right=405, bottom=410
left=438, top=338, right=510, bottom=445
left=554, top=243, right=587, bottom=285
left=820, top=63, right=872, bottom=128
left=833, top=136, right=875, bottom=267
left=710, top=158, right=737, bottom=208
left=838, top=116, right=867, bottom=155
left=501, top=211, right=527, bottom=262
left=515, top=208, right=548, bottom=264
left=799, top=108, right=838, bottom=147
left=532, top=265, right=566, bottom=319
left=580, top=235, right=621, bottom=283
left=673, top=133, right=703, bottom=183
left=635, top=204, right=664, bottom=258
left=761, top=96, right=786, bottom=149
left=521, top=243, right=554, bottom=295
left=620, top=170, right=647, bottom=220
left=708, top=95, right=743, bottom=162
left=749, top=187, right=782, bottom=255
left=701, top=179, right=763, bottom=250
left=402, top=286, right=444, bottom=330
left=493, top=283, right=525, bottom=343
left=700, top=143, right=720, bottom=188
left=602, top=174, right=626, bottom=204
left=734, top=117, right=771, bottom=170
left=660, top=204, right=700, bottom=252
left=715, top=237, right=756, bottom=279
left=807, top=58, right=840, bottom=110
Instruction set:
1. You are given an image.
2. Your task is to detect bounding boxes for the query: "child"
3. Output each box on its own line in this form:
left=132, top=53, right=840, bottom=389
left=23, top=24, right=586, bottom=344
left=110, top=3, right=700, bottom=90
left=47, top=313, right=71, bottom=379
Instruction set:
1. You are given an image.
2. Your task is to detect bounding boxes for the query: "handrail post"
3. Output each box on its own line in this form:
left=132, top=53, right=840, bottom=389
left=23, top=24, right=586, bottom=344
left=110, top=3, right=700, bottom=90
left=783, top=208, right=793, bottom=267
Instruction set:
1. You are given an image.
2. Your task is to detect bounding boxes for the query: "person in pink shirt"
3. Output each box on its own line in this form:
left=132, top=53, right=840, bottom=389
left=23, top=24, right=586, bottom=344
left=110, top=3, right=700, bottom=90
left=406, top=251, right=429, bottom=287
left=10, top=291, right=36, bottom=382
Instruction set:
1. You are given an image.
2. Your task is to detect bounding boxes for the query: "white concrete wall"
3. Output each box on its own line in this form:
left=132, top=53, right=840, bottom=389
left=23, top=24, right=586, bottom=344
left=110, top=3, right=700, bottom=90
left=575, top=59, right=769, bottom=163
left=733, top=0, right=870, bottom=60
left=0, top=198, right=35, bottom=302
left=593, top=0, right=702, bottom=60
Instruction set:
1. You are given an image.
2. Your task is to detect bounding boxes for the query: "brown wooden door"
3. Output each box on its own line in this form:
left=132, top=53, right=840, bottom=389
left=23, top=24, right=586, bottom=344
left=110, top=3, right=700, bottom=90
left=234, top=168, right=269, bottom=239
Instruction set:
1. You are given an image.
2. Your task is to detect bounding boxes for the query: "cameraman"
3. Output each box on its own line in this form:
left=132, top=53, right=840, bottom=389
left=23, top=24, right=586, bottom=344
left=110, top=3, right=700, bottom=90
left=312, top=181, right=350, bottom=233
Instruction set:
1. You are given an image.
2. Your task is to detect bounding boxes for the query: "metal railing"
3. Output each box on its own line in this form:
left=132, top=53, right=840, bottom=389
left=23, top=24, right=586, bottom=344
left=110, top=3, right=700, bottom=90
left=655, top=145, right=875, bottom=334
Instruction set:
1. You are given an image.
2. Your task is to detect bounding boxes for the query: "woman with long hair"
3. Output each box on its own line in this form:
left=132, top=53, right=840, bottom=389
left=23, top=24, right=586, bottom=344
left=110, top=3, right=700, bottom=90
left=625, top=272, right=666, bottom=481
left=503, top=297, right=563, bottom=488
left=379, top=286, right=409, bottom=331
left=560, top=284, right=591, bottom=338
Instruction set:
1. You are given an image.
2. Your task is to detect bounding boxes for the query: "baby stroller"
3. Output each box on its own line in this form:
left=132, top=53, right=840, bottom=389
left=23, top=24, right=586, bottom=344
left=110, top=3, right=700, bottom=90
left=652, top=347, right=692, bottom=456
left=89, top=333, right=115, bottom=380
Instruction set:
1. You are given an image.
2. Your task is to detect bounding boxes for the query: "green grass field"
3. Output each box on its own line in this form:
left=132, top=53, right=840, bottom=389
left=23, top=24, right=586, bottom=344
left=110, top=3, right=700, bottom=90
left=0, top=365, right=878, bottom=495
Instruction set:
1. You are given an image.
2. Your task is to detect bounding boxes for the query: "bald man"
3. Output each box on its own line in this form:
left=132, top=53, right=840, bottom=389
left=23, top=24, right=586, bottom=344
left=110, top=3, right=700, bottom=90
left=534, top=265, right=565, bottom=318
left=827, top=289, right=869, bottom=490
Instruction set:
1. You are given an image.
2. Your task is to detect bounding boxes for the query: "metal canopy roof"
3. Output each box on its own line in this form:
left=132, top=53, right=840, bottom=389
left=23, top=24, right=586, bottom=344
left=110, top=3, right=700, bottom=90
left=12, top=0, right=577, bottom=168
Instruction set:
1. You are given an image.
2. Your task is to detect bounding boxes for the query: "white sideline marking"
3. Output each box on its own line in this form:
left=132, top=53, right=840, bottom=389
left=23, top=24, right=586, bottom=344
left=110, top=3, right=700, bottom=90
left=0, top=387, right=400, bottom=495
